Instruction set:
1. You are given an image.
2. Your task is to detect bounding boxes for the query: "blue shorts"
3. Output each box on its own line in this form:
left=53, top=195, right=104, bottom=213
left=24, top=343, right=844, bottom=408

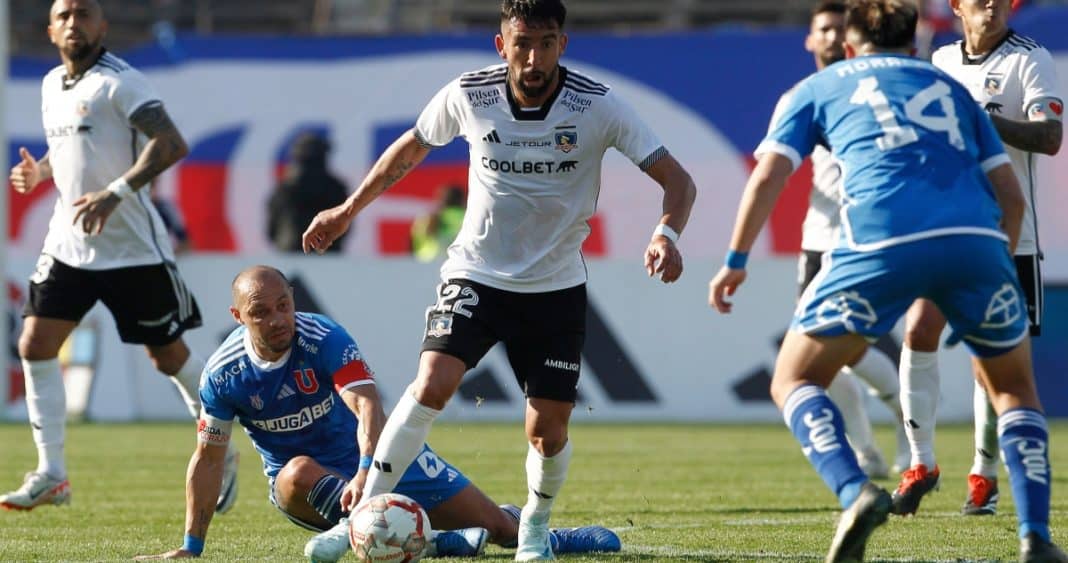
left=269, top=443, right=470, bottom=531
left=793, top=235, right=1028, bottom=357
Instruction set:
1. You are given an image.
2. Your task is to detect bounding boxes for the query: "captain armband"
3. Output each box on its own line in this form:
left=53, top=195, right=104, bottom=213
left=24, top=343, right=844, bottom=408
left=196, top=414, right=233, bottom=446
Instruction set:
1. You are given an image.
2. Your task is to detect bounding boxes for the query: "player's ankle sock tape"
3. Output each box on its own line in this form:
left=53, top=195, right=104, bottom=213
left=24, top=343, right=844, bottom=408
left=998, top=408, right=1051, bottom=541
left=307, top=474, right=347, bottom=524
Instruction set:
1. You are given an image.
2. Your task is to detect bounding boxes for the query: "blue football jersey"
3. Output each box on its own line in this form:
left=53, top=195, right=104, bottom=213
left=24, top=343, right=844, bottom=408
left=200, top=313, right=375, bottom=477
left=758, top=54, right=1012, bottom=250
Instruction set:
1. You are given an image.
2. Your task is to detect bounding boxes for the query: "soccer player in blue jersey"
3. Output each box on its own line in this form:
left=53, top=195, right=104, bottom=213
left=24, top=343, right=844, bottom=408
left=708, top=1, right=1063, bottom=561
left=134, top=266, right=619, bottom=561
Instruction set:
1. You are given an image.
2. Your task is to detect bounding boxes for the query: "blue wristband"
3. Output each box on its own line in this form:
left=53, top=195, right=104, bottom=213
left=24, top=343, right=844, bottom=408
left=359, top=455, right=373, bottom=470
left=183, top=533, right=204, bottom=556
left=725, top=250, right=749, bottom=270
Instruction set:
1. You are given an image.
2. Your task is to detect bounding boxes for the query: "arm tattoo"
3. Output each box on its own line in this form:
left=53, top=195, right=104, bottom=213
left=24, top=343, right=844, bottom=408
left=381, top=161, right=413, bottom=192
left=126, top=103, right=187, bottom=187
left=130, top=102, right=175, bottom=138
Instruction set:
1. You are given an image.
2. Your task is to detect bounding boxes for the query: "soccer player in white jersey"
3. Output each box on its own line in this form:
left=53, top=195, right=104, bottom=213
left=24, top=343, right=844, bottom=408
left=890, top=0, right=1062, bottom=518
left=0, top=0, right=239, bottom=514
left=787, top=0, right=910, bottom=479
left=303, top=0, right=696, bottom=559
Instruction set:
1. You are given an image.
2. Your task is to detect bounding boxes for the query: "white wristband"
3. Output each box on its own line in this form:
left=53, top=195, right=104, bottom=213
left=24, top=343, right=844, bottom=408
left=652, top=223, right=679, bottom=243
left=105, top=177, right=135, bottom=199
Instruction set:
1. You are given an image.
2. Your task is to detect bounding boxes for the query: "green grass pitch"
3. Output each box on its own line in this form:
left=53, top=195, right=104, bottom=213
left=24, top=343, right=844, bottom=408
left=1, top=421, right=1066, bottom=561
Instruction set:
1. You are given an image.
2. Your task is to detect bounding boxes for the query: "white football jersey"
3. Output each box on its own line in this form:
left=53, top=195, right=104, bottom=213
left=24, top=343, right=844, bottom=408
left=766, top=87, right=842, bottom=253
left=40, top=50, right=175, bottom=270
left=415, top=64, right=666, bottom=292
left=932, top=31, right=1062, bottom=256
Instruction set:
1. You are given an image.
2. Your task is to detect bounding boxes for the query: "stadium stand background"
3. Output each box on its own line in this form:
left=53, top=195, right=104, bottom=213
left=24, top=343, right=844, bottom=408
left=7, top=0, right=1068, bottom=422
left=9, top=0, right=909, bottom=56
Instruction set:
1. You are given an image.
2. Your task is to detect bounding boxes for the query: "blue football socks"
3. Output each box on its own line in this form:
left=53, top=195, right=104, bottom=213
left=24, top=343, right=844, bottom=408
left=783, top=384, right=868, bottom=508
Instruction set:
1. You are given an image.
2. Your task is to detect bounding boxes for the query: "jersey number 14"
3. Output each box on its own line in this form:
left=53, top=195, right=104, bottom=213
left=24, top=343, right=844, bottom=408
left=850, top=77, right=965, bottom=152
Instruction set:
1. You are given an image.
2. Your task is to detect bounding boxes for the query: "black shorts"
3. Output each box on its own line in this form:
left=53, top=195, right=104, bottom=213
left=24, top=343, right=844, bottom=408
left=23, top=255, right=202, bottom=346
left=420, top=279, right=586, bottom=402
left=1015, top=254, right=1043, bottom=336
left=797, top=249, right=824, bottom=298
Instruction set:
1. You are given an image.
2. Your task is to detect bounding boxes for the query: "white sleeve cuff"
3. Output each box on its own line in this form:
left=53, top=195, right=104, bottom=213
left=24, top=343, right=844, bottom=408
left=339, top=379, right=376, bottom=394
left=754, top=140, right=801, bottom=171
left=981, top=153, right=1012, bottom=173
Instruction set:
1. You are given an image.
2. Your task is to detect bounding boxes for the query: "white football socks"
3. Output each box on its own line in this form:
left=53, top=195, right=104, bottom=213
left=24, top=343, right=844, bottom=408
left=826, top=373, right=876, bottom=452
left=23, top=359, right=67, bottom=479
left=970, top=382, right=1000, bottom=478
left=363, top=393, right=441, bottom=498
left=522, top=440, right=572, bottom=519
left=900, top=346, right=940, bottom=468
left=844, top=347, right=902, bottom=419
left=169, top=352, right=205, bottom=419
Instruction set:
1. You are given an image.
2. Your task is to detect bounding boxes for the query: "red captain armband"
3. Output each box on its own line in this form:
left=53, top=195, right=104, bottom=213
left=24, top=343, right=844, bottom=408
left=333, top=359, right=375, bottom=393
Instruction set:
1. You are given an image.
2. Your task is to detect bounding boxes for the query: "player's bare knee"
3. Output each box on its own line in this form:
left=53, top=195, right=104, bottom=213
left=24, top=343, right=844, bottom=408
left=769, top=375, right=803, bottom=409
left=276, top=455, right=323, bottom=493
left=147, top=340, right=190, bottom=376
left=527, top=430, right=567, bottom=456
left=17, top=331, right=61, bottom=361
left=408, top=378, right=454, bottom=410
left=903, top=323, right=940, bottom=351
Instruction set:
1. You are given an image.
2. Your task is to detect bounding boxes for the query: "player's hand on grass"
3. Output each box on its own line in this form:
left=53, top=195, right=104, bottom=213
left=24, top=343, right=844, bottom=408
left=340, top=470, right=368, bottom=512
left=133, top=548, right=198, bottom=559
left=645, top=236, right=683, bottom=283
left=10, top=147, right=42, bottom=194
left=303, top=205, right=352, bottom=255
left=708, top=266, right=746, bottom=313
left=72, top=189, right=121, bottom=235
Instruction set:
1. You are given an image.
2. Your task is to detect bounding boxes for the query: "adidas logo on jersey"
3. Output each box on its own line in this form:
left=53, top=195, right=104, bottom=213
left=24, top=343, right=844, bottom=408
left=482, top=130, right=501, bottom=143
left=276, top=384, right=296, bottom=400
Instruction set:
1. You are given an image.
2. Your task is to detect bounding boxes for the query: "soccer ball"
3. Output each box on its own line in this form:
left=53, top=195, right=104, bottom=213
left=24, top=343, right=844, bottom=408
left=348, top=493, right=429, bottom=563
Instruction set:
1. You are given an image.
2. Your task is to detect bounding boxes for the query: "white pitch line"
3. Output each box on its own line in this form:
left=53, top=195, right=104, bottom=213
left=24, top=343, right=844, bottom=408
left=626, top=545, right=999, bottom=562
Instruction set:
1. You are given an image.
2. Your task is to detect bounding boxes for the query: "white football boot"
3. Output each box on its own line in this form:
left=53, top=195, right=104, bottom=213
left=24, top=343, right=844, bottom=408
left=0, top=472, right=71, bottom=510
left=304, top=517, right=350, bottom=563
left=516, top=512, right=555, bottom=561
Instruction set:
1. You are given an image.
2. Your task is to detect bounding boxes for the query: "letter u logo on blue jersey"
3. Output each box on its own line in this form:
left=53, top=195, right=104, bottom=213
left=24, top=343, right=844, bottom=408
left=293, top=368, right=320, bottom=394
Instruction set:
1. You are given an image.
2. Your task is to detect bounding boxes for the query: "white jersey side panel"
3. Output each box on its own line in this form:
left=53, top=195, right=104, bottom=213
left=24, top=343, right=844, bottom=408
left=932, top=33, right=1062, bottom=256
left=766, top=86, right=842, bottom=253
left=415, top=64, right=665, bottom=293
left=40, top=51, right=175, bottom=270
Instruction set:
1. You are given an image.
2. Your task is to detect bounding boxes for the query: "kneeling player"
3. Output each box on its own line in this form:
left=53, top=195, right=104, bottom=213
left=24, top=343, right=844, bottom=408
left=134, top=266, right=619, bottom=560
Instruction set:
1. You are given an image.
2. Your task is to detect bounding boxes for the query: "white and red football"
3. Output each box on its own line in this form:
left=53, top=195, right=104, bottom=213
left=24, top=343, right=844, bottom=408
left=348, top=493, right=429, bottom=563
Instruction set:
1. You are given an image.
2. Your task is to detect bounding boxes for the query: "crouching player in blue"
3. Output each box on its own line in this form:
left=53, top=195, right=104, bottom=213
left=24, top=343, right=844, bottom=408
left=708, top=1, right=1063, bottom=562
left=134, top=265, right=619, bottom=561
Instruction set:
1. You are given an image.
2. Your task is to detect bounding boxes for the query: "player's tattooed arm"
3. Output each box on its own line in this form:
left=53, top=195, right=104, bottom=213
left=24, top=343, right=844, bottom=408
left=184, top=443, right=227, bottom=541
left=989, top=112, right=1062, bottom=155
left=348, top=129, right=430, bottom=212
left=126, top=102, right=190, bottom=188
